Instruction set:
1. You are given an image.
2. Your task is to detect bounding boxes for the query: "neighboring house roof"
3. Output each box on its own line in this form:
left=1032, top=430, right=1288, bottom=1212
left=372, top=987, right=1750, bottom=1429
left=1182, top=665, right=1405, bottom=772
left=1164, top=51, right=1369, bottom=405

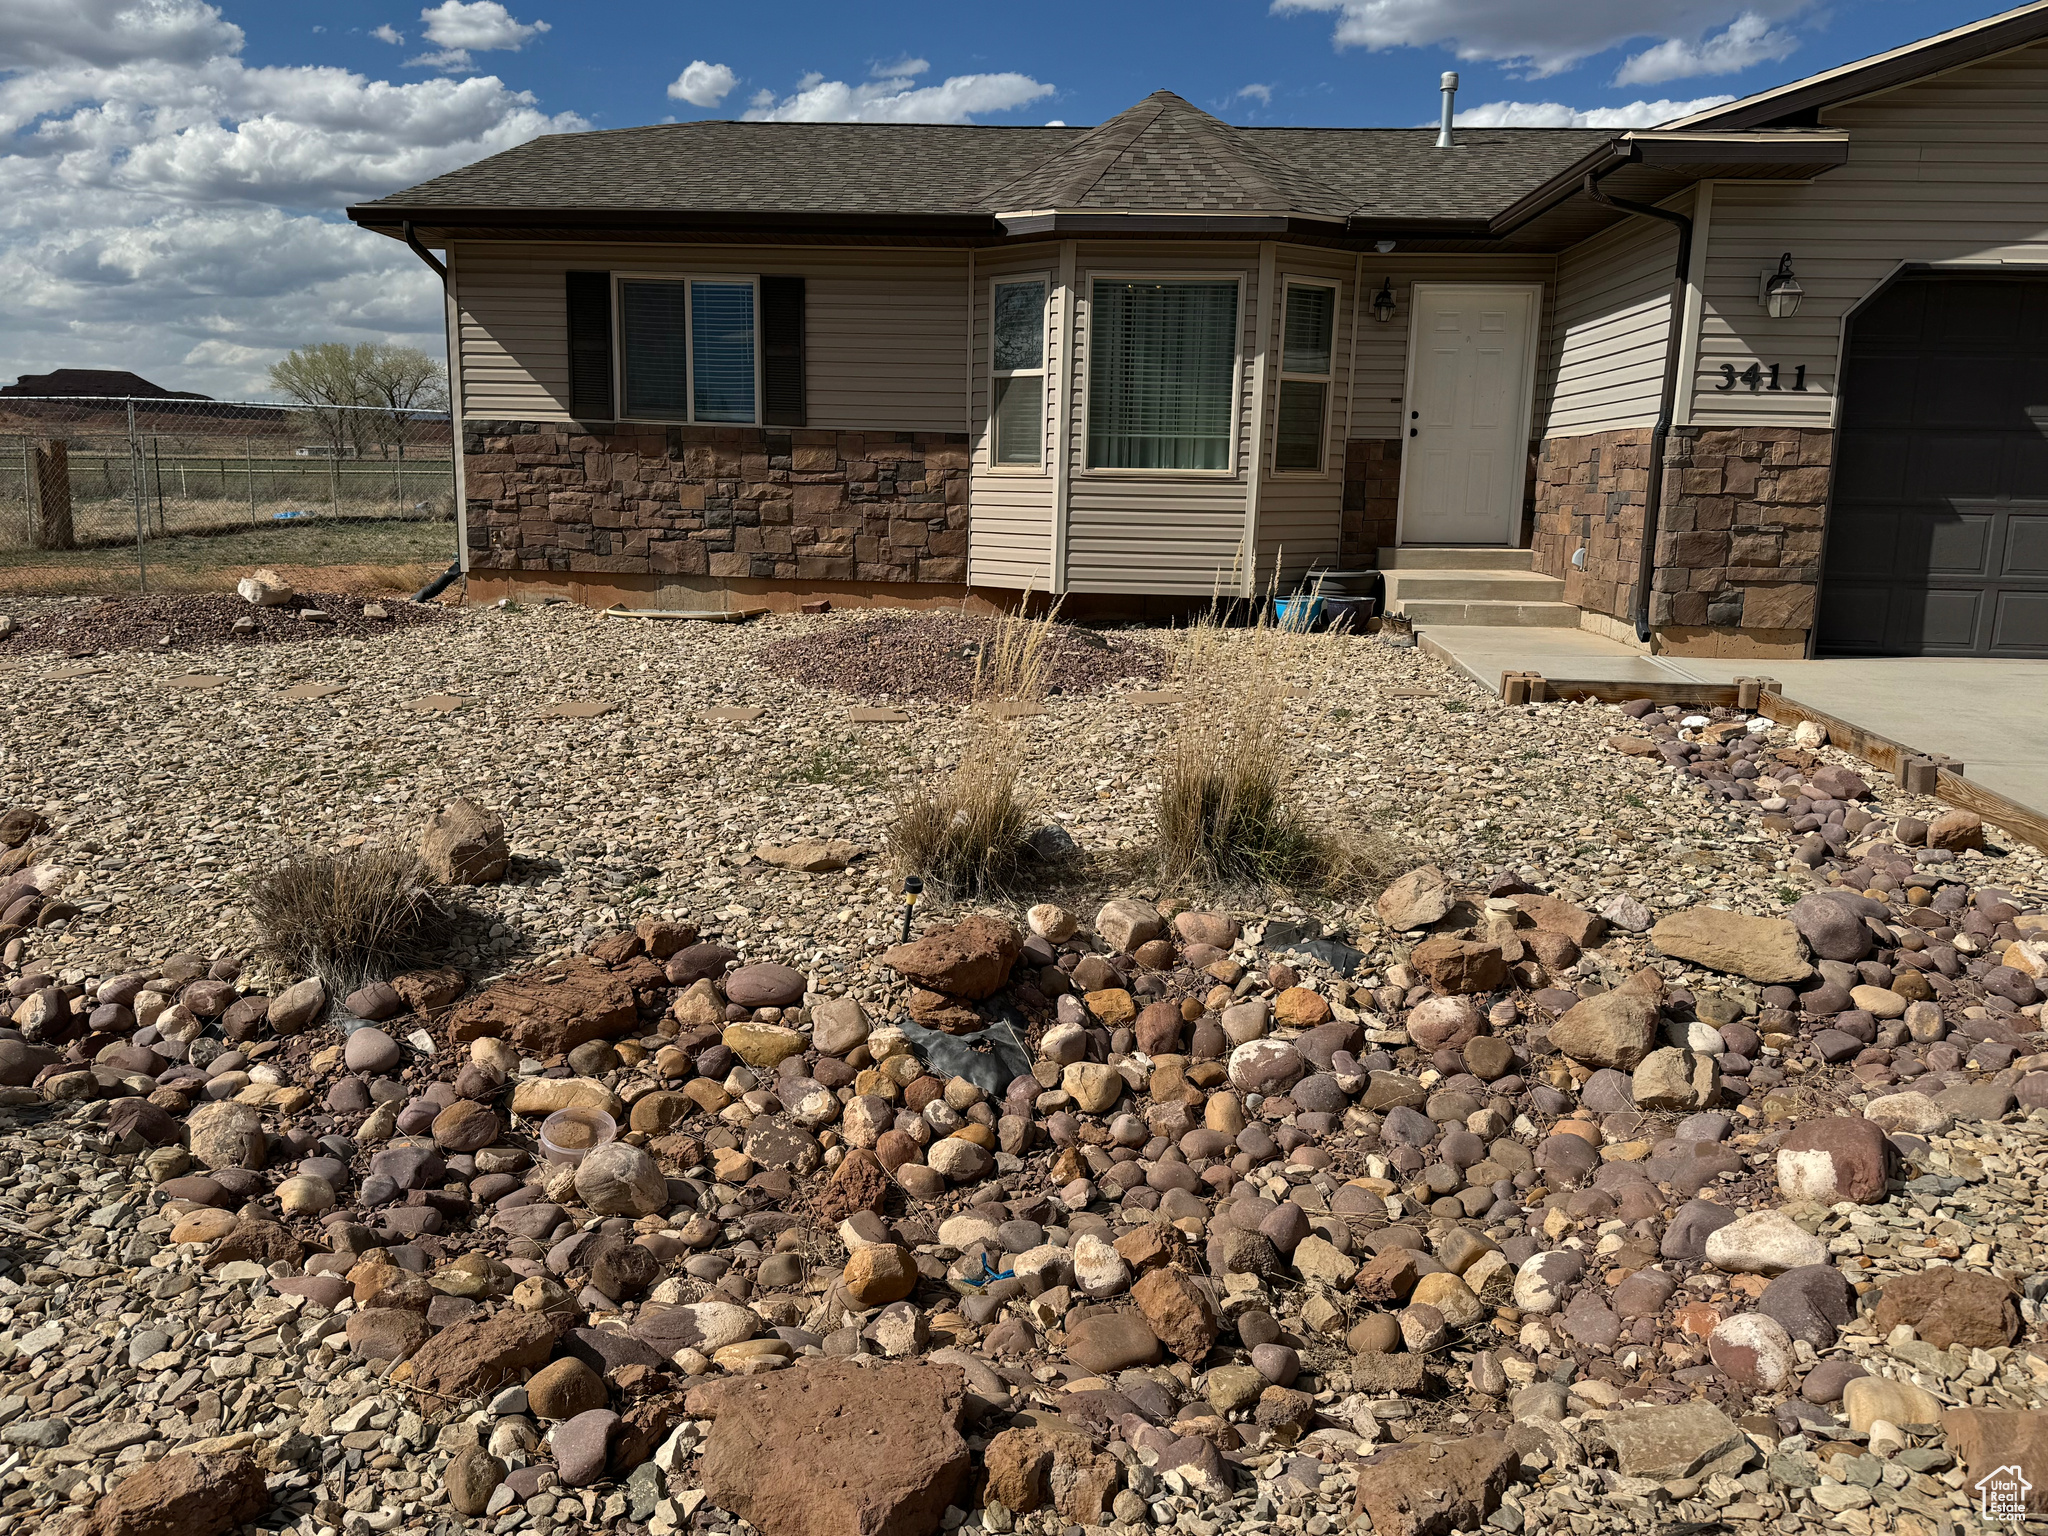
left=1669, top=0, right=2048, bottom=130
left=0, top=368, right=209, bottom=399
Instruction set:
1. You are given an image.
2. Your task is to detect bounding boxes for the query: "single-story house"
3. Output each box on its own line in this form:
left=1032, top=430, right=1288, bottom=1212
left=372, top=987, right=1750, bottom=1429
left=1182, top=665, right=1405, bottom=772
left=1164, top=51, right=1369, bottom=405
left=349, top=1, right=2048, bottom=658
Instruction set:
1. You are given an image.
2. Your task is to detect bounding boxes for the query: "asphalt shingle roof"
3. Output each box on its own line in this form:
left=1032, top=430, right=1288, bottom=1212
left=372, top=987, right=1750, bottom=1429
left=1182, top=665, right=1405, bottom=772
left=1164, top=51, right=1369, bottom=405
left=353, top=92, right=1613, bottom=225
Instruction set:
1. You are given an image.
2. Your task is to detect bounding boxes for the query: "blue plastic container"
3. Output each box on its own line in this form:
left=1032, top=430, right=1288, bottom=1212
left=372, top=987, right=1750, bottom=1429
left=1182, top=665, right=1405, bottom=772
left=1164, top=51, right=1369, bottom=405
left=1274, top=595, right=1325, bottom=631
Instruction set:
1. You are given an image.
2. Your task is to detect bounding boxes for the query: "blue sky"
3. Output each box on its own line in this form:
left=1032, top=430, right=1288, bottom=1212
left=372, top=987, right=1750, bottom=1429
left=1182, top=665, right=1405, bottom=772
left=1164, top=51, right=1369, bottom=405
left=0, top=0, right=2016, bottom=399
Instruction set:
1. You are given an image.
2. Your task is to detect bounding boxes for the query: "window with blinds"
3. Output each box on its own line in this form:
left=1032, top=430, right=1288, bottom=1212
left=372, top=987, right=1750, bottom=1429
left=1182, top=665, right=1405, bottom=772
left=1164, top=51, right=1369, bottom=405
left=991, top=277, right=1048, bottom=469
left=617, top=276, right=759, bottom=424
left=1087, top=279, right=1239, bottom=472
left=1275, top=280, right=1337, bottom=473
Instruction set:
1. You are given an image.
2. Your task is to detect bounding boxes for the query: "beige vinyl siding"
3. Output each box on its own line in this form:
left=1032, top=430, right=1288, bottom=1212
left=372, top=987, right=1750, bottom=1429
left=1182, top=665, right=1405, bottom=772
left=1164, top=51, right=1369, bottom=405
left=1690, top=40, right=2048, bottom=428
left=453, top=243, right=970, bottom=429
left=969, top=243, right=1059, bottom=590
left=1256, top=247, right=1355, bottom=583
left=1348, top=256, right=1558, bottom=438
left=1064, top=242, right=1256, bottom=595
left=1543, top=203, right=1683, bottom=435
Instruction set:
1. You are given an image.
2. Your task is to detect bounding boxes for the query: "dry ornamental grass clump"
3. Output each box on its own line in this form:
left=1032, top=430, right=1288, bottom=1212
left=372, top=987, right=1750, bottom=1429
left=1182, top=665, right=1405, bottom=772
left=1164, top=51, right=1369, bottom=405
left=244, top=841, right=454, bottom=990
left=886, top=600, right=1062, bottom=896
left=1153, top=588, right=1398, bottom=897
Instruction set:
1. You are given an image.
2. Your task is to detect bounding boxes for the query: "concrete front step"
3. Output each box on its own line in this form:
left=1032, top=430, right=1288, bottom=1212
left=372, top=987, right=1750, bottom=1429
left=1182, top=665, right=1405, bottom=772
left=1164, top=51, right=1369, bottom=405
left=1384, top=569, right=1565, bottom=604
left=1397, top=599, right=1582, bottom=628
left=1380, top=547, right=1536, bottom=571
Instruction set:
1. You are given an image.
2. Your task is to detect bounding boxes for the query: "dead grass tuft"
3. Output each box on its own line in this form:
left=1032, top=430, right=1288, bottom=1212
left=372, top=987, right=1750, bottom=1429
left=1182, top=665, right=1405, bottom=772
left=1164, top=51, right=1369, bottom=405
left=886, top=598, right=1062, bottom=896
left=244, top=841, right=454, bottom=991
left=1152, top=581, right=1400, bottom=898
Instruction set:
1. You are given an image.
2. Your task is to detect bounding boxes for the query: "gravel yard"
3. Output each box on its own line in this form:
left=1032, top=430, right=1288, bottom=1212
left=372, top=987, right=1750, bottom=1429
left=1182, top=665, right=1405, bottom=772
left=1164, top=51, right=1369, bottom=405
left=2, top=596, right=2047, bottom=1536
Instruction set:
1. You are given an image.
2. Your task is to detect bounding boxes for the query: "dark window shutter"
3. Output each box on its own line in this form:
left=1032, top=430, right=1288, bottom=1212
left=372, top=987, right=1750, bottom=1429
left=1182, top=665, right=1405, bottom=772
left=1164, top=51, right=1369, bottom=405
left=761, top=274, right=805, bottom=426
left=565, top=270, right=614, bottom=421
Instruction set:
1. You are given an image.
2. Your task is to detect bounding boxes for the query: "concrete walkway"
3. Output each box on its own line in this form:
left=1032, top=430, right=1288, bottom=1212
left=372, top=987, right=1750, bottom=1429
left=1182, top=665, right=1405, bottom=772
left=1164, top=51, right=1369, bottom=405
left=1420, top=624, right=2048, bottom=817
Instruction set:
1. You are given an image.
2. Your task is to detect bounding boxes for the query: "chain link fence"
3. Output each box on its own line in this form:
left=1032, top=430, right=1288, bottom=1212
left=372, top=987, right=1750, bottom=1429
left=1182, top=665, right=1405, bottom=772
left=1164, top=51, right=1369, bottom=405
left=0, top=395, right=458, bottom=596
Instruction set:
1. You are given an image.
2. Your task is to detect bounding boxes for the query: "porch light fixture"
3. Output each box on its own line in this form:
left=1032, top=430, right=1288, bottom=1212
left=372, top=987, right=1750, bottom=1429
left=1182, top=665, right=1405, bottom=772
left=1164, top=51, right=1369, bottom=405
left=1370, top=277, right=1398, bottom=324
left=1761, top=252, right=1804, bottom=318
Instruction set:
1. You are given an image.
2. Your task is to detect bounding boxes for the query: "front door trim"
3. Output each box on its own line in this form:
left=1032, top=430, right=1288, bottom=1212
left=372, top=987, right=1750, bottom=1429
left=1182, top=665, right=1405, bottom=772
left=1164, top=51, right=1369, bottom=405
left=1394, top=281, right=1543, bottom=548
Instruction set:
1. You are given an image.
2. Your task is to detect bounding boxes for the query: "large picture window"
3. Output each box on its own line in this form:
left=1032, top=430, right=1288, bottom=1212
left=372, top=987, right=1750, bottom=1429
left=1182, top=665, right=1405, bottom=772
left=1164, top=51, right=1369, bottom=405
left=619, top=276, right=758, bottom=423
left=1274, top=280, right=1336, bottom=473
left=990, top=277, right=1048, bottom=468
left=1087, top=278, right=1239, bottom=472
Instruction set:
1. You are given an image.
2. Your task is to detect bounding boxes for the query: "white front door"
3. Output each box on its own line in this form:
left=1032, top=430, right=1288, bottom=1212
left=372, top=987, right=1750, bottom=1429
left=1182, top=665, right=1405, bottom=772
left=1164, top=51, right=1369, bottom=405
left=1397, top=284, right=1540, bottom=545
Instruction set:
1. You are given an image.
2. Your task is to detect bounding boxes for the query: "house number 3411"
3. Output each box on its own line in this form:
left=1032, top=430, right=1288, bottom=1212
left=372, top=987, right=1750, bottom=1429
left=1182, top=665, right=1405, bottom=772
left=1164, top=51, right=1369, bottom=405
left=1715, top=362, right=1807, bottom=392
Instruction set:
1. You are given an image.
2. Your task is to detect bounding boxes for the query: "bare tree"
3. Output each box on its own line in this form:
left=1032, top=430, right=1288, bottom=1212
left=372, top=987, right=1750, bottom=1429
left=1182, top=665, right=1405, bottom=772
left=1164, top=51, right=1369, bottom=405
left=268, top=344, right=447, bottom=459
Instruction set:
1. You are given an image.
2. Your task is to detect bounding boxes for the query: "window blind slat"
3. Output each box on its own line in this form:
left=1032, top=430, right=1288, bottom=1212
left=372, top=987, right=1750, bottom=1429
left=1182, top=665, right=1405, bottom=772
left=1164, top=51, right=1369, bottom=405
left=1087, top=280, right=1238, bottom=471
left=691, top=281, right=755, bottom=423
left=1283, top=286, right=1336, bottom=377
left=620, top=281, right=688, bottom=421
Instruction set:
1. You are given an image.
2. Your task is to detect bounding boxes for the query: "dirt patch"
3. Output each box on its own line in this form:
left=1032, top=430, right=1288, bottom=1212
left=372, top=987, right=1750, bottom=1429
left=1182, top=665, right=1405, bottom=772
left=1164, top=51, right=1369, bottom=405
left=0, top=590, right=447, bottom=655
left=752, top=613, right=1167, bottom=702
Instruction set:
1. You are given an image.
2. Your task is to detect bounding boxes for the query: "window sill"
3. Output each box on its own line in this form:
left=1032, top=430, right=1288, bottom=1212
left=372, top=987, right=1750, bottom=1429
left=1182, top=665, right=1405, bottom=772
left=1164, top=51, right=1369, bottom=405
left=982, top=465, right=1051, bottom=477
left=1078, top=469, right=1242, bottom=480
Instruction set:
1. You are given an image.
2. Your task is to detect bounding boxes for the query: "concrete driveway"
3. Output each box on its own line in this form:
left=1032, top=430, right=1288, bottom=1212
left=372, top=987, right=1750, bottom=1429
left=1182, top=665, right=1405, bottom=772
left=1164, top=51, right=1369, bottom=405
left=1420, top=625, right=2048, bottom=818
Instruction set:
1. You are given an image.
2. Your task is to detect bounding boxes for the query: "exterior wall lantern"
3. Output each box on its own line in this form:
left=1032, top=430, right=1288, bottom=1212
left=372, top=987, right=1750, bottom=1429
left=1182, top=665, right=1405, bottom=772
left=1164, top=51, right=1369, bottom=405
left=1370, top=277, right=1398, bottom=324
left=1761, top=252, right=1804, bottom=318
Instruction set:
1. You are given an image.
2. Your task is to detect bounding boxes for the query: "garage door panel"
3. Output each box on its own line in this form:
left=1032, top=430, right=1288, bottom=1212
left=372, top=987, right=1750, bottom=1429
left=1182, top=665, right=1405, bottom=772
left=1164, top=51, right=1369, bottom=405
left=1834, top=431, right=1908, bottom=501
left=1907, top=435, right=2003, bottom=499
left=1817, top=582, right=1894, bottom=653
left=1925, top=510, right=1996, bottom=576
left=1990, top=591, right=2048, bottom=651
left=2006, top=512, right=2048, bottom=577
left=1823, top=274, right=2048, bottom=658
left=1913, top=588, right=1985, bottom=651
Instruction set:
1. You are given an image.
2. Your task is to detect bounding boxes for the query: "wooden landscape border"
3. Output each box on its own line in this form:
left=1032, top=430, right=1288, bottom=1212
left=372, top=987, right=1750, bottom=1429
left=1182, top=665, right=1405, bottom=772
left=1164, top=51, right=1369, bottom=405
left=1495, top=670, right=2048, bottom=855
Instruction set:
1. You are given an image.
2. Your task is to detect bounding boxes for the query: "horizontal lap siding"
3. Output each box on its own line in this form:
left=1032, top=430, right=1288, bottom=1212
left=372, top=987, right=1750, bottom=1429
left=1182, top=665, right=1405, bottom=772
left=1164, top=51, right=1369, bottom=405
left=454, top=244, right=969, bottom=430
left=969, top=245, right=1059, bottom=590
left=1691, top=42, right=2048, bottom=428
left=1543, top=210, right=1680, bottom=437
left=1065, top=243, right=1255, bottom=595
left=1258, top=246, right=1355, bottom=582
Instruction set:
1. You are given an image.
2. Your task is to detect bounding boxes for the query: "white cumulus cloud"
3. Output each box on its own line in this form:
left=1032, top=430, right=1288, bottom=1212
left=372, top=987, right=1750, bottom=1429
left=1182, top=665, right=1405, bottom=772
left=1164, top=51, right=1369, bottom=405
left=418, top=1, right=548, bottom=52
left=0, top=0, right=584, bottom=398
left=668, top=60, right=738, bottom=109
left=1615, top=12, right=1799, bottom=84
left=1271, top=0, right=1814, bottom=79
left=371, top=23, right=404, bottom=45
left=742, top=66, right=1055, bottom=124
left=1452, top=93, right=1735, bottom=127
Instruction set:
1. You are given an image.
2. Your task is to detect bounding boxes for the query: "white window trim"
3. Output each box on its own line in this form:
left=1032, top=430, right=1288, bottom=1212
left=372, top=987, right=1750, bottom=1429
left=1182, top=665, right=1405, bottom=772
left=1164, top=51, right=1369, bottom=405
left=1271, top=276, right=1340, bottom=478
left=987, top=271, right=1052, bottom=477
left=611, top=271, right=763, bottom=427
left=1079, top=271, right=1246, bottom=479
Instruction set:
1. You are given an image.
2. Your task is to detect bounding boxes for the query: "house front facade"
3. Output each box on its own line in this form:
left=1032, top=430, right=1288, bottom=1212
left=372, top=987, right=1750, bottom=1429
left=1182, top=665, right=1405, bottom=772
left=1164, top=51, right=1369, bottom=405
left=349, top=1, right=2048, bottom=659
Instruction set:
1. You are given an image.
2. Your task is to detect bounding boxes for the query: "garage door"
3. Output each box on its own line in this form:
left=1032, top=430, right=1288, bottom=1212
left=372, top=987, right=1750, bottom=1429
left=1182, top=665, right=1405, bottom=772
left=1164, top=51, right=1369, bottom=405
left=1820, top=273, right=2048, bottom=657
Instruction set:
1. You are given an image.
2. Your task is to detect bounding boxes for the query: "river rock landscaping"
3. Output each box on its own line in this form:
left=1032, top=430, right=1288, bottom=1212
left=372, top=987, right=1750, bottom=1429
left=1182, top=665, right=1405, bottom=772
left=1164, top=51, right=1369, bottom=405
left=0, top=598, right=2045, bottom=1536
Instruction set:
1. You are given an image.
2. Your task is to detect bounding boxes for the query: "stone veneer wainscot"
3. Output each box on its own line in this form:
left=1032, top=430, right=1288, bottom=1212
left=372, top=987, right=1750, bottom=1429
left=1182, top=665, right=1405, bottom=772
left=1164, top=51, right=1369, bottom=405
left=463, top=422, right=971, bottom=585
left=1533, top=424, right=1833, bottom=656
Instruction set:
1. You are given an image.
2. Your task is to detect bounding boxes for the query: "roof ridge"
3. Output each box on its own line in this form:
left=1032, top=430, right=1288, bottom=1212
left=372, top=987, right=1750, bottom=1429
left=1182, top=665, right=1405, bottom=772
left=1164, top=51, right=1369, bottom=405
left=976, top=92, right=1169, bottom=209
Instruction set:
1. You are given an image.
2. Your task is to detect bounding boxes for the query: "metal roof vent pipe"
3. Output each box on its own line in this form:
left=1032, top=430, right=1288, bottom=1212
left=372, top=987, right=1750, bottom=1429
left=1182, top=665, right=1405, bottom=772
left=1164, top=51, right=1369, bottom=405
left=1437, top=72, right=1459, bottom=148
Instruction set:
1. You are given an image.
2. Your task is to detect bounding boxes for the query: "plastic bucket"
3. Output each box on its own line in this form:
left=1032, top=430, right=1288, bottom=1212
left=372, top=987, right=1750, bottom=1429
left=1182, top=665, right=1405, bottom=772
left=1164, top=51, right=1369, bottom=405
left=1274, top=595, right=1325, bottom=632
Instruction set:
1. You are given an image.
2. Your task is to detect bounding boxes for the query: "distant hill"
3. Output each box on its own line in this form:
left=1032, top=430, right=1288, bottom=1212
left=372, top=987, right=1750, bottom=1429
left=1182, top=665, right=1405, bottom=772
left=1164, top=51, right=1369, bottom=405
left=0, top=368, right=211, bottom=399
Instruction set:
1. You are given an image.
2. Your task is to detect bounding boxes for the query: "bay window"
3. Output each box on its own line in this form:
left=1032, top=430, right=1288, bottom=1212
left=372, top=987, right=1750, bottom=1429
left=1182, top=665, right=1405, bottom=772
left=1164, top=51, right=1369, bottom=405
left=1087, top=278, right=1240, bottom=472
left=618, top=276, right=758, bottom=423
left=991, top=277, right=1048, bottom=468
left=1274, top=280, right=1336, bottom=473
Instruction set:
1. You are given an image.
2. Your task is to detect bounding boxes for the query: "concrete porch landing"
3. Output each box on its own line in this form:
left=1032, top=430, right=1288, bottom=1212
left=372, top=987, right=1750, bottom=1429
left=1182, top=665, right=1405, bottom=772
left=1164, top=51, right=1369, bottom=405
left=1419, top=625, right=2048, bottom=822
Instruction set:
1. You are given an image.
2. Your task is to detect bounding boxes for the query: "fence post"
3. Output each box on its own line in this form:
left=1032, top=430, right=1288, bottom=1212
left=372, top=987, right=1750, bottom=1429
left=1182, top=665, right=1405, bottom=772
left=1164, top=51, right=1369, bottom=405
left=27, top=439, right=76, bottom=550
left=330, top=451, right=340, bottom=518
left=18, top=434, right=31, bottom=545
left=128, top=402, right=149, bottom=593
left=247, top=435, right=257, bottom=523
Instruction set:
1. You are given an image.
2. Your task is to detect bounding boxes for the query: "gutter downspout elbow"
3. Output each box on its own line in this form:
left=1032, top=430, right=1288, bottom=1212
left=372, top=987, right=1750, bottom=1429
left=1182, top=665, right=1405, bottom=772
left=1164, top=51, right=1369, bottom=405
left=402, top=220, right=448, bottom=283
left=1581, top=169, right=1692, bottom=647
